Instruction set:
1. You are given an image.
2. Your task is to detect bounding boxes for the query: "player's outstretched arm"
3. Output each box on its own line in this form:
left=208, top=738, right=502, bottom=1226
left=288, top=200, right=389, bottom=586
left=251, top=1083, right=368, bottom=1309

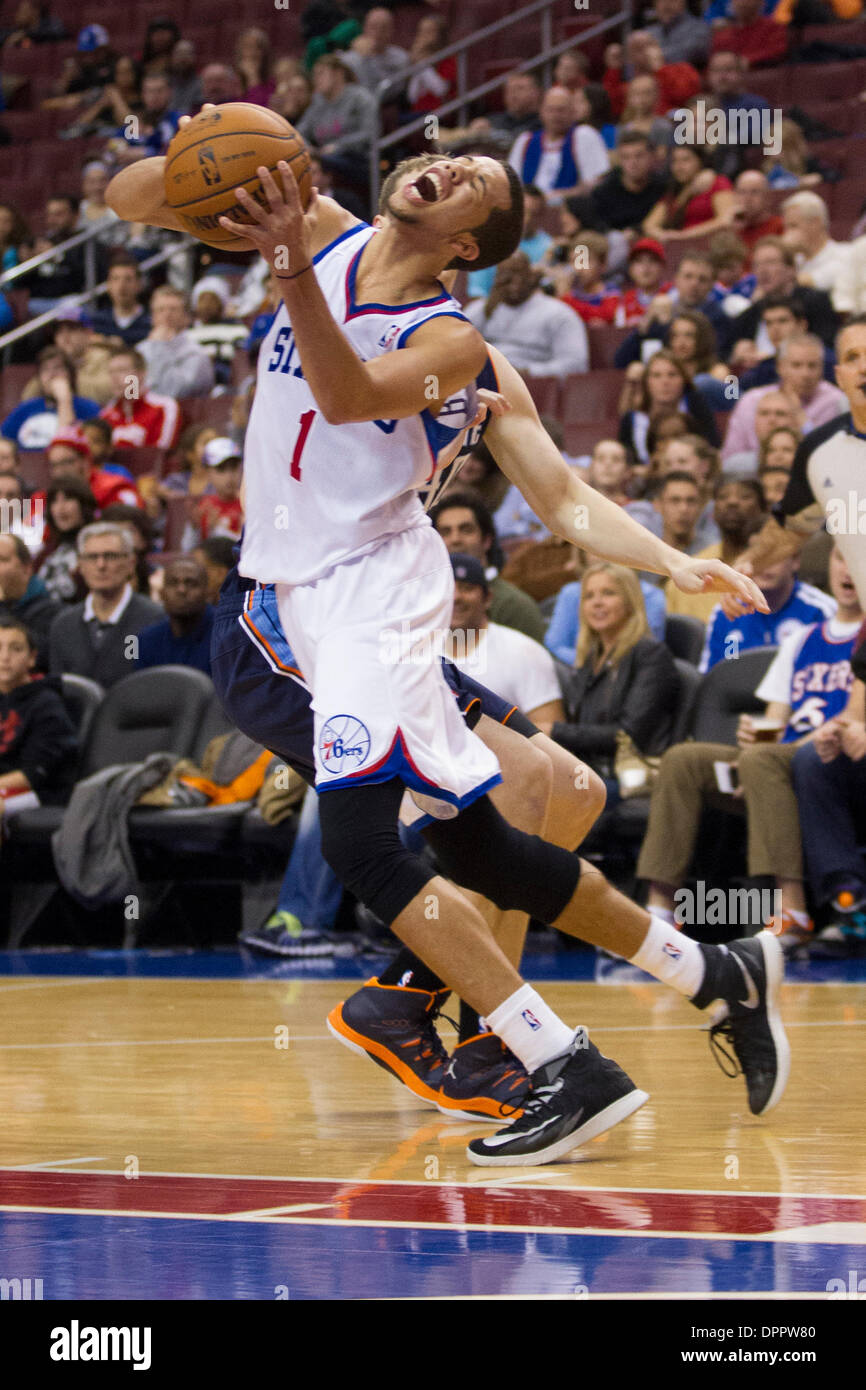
left=106, top=158, right=186, bottom=232
left=219, top=163, right=487, bottom=422
left=106, top=110, right=356, bottom=249
left=483, top=346, right=769, bottom=612
left=716, top=504, right=824, bottom=619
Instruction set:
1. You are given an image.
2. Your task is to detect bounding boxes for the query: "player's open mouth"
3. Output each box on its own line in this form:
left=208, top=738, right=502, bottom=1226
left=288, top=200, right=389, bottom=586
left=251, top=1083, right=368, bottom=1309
left=406, top=170, right=448, bottom=204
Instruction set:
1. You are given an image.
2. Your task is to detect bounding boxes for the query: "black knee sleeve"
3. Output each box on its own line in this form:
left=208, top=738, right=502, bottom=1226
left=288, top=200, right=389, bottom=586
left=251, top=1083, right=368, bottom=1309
left=423, top=795, right=580, bottom=922
left=318, top=779, right=436, bottom=926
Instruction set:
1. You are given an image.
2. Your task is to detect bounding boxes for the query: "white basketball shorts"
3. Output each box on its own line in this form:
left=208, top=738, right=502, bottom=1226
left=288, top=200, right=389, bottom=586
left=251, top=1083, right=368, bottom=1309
left=274, top=523, right=502, bottom=812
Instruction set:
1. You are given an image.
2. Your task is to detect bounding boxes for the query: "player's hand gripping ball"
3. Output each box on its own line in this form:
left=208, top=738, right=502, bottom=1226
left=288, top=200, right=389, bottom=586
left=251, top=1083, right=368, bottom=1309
left=164, top=103, right=312, bottom=250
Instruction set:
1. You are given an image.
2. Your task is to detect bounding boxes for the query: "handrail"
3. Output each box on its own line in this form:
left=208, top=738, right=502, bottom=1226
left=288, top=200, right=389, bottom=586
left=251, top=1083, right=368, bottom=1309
left=367, top=3, right=630, bottom=208
left=0, top=225, right=105, bottom=287
left=0, top=235, right=196, bottom=354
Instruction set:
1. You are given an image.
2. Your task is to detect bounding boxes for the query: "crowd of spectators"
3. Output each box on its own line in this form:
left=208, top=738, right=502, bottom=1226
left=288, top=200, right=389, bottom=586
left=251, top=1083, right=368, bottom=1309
left=2, top=0, right=866, bottom=957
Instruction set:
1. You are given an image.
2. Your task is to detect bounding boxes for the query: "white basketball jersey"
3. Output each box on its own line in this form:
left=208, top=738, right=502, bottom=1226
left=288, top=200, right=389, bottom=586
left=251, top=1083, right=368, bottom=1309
left=239, top=222, right=472, bottom=587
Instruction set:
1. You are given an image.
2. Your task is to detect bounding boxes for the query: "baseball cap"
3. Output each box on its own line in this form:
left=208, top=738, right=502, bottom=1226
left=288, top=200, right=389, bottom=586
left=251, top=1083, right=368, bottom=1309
left=203, top=437, right=242, bottom=469
left=628, top=237, right=666, bottom=264
left=54, top=301, right=92, bottom=328
left=49, top=428, right=92, bottom=461
left=450, top=553, right=488, bottom=591
left=78, top=24, right=110, bottom=52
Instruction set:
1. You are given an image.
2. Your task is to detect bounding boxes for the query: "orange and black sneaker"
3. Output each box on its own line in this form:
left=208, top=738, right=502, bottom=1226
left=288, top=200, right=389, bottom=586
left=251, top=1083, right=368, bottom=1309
left=326, top=979, right=451, bottom=1106
left=437, top=1032, right=530, bottom=1123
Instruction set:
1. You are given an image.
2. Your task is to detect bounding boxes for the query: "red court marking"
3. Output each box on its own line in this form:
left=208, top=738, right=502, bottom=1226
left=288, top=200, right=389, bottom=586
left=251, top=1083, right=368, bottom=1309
left=1, top=1169, right=865, bottom=1235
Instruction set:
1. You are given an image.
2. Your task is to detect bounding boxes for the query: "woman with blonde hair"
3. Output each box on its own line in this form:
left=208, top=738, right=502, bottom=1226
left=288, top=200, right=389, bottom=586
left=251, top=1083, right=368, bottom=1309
left=547, top=562, right=679, bottom=788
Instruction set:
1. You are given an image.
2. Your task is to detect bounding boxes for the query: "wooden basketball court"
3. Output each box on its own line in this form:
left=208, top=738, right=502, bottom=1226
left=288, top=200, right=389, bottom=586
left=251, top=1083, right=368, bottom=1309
left=1, top=948, right=864, bottom=1300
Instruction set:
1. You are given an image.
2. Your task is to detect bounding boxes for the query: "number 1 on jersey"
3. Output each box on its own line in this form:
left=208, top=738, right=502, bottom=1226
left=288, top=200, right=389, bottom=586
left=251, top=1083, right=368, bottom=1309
left=290, top=409, right=316, bottom=481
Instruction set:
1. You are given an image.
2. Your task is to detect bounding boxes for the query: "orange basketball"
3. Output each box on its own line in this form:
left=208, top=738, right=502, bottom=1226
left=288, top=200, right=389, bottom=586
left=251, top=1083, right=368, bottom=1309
left=164, top=103, right=312, bottom=250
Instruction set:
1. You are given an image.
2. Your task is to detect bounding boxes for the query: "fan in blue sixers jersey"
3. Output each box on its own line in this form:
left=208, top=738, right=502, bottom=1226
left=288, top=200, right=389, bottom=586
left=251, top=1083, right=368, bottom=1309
left=107, top=145, right=790, bottom=1166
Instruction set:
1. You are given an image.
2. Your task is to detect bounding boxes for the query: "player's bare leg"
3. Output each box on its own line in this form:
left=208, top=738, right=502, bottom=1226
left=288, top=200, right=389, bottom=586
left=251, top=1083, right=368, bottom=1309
left=529, top=733, right=607, bottom=851
left=463, top=716, right=553, bottom=968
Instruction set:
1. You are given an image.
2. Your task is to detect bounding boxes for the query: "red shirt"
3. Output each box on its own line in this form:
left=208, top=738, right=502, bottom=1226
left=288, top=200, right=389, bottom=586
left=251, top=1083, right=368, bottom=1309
left=604, top=62, right=700, bottom=118
left=664, top=174, right=732, bottom=230
left=563, top=288, right=620, bottom=324
left=87, top=466, right=142, bottom=510
left=616, top=282, right=674, bottom=325
left=195, top=495, right=242, bottom=541
left=411, top=57, right=457, bottom=114
left=711, top=18, right=789, bottom=66
left=100, top=391, right=181, bottom=450
left=655, top=63, right=702, bottom=112
left=32, top=467, right=142, bottom=539
left=738, top=214, right=785, bottom=263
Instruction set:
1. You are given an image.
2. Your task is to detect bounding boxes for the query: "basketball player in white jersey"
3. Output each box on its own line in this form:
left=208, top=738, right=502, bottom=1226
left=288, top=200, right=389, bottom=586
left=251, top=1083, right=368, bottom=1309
left=107, top=150, right=790, bottom=1166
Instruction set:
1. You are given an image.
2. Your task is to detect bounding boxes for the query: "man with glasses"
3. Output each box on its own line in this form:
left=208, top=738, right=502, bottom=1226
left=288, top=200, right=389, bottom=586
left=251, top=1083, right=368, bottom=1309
left=48, top=522, right=160, bottom=688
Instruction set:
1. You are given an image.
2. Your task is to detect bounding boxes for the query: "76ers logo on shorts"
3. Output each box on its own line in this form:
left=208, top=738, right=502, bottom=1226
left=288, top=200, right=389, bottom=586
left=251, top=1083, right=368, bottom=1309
left=319, top=716, right=372, bottom=775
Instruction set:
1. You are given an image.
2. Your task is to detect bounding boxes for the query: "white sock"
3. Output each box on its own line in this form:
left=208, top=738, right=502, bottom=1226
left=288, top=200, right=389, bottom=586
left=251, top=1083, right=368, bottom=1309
left=486, top=984, right=575, bottom=1072
left=652, top=907, right=676, bottom=927
left=629, top=916, right=706, bottom=997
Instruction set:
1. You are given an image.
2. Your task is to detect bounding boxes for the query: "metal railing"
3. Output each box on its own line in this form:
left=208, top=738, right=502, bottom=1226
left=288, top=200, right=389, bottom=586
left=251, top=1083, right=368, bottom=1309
left=0, top=224, right=196, bottom=359
left=0, top=1, right=630, bottom=359
left=368, top=1, right=631, bottom=209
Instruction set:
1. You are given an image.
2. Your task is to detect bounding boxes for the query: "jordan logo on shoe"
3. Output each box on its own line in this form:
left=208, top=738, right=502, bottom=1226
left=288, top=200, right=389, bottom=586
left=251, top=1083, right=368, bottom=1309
left=735, top=956, right=760, bottom=1009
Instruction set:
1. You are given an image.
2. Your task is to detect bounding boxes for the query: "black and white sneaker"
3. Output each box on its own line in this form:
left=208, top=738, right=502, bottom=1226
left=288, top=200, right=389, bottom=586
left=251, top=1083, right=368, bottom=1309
left=692, top=930, right=789, bottom=1116
left=466, top=1029, right=648, bottom=1167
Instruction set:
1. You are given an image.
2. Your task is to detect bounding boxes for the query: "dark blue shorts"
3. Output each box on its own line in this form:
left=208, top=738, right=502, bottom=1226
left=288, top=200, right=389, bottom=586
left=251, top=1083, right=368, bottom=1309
left=210, top=568, right=538, bottom=787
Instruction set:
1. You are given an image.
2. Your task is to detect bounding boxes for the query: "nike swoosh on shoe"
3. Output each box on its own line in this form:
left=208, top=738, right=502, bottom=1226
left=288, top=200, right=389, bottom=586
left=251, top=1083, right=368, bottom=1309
left=480, top=1110, right=581, bottom=1149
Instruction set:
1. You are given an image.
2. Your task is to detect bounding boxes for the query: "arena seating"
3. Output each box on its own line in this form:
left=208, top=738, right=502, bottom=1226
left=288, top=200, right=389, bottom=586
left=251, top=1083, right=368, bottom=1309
left=2, top=0, right=863, bottom=946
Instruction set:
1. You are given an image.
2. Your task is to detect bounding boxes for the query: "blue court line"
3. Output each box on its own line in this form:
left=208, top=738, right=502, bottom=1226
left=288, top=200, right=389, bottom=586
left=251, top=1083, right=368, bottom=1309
left=0, top=1211, right=856, bottom=1299
left=0, top=944, right=864, bottom=983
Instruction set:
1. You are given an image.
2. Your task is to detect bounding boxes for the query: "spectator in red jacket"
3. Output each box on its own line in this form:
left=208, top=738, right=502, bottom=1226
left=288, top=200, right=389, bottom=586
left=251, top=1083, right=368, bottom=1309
left=46, top=429, right=142, bottom=509
left=711, top=0, right=789, bottom=66
left=100, top=346, right=181, bottom=450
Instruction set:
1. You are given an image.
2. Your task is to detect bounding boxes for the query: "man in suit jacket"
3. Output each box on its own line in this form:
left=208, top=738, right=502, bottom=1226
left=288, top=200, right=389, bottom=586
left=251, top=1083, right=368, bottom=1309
left=48, top=522, right=161, bottom=688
